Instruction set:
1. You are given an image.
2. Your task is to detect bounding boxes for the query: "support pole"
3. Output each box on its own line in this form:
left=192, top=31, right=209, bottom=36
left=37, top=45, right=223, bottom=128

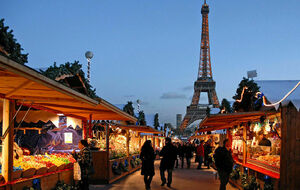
left=126, top=131, right=130, bottom=157
left=243, top=126, right=247, bottom=165
left=89, top=114, right=93, bottom=138
left=2, top=99, right=15, bottom=189
left=83, top=119, right=88, bottom=140
left=106, top=124, right=110, bottom=180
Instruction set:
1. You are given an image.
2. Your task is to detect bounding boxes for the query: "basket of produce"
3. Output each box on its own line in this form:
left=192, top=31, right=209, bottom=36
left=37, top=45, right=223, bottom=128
left=22, top=168, right=36, bottom=178
left=65, top=163, right=73, bottom=169
left=12, top=170, right=23, bottom=180
left=36, top=167, right=48, bottom=175
left=47, top=165, right=57, bottom=173
left=57, top=164, right=66, bottom=171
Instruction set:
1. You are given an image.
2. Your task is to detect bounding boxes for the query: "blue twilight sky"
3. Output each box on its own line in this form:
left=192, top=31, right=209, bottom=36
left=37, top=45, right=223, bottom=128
left=1, top=0, right=300, bottom=126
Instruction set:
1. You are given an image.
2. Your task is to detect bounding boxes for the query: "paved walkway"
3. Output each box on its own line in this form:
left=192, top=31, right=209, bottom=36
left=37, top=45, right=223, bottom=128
left=90, top=160, right=238, bottom=190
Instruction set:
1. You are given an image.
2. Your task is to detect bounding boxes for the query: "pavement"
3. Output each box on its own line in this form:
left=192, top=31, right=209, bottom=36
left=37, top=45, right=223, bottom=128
left=90, top=159, right=238, bottom=190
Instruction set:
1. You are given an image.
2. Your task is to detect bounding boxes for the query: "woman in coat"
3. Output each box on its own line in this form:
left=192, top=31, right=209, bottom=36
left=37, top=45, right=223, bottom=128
left=72, top=140, right=92, bottom=190
left=140, top=140, right=155, bottom=190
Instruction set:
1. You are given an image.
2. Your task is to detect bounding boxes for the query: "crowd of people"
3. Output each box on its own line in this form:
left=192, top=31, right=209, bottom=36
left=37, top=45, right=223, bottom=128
left=140, top=137, right=234, bottom=190
left=69, top=137, right=233, bottom=190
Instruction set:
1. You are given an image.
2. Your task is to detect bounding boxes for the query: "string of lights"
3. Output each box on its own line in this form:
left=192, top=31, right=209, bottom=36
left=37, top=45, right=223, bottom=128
left=262, top=81, right=300, bottom=107
left=235, top=81, right=300, bottom=107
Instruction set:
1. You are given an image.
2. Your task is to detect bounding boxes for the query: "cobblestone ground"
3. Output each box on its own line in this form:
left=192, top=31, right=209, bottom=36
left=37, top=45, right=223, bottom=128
left=90, top=160, right=238, bottom=190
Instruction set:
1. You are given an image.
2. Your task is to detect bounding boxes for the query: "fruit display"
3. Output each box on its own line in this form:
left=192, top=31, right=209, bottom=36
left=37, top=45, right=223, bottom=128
left=1, top=153, right=76, bottom=174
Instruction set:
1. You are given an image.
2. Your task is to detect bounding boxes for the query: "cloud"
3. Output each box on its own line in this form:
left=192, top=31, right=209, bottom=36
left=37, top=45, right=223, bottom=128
left=124, top=95, right=135, bottom=98
left=182, top=86, right=193, bottom=91
left=160, top=92, right=187, bottom=99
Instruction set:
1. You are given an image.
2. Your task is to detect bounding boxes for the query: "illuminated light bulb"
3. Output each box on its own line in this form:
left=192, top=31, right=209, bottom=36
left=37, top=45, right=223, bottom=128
left=265, top=120, right=271, bottom=132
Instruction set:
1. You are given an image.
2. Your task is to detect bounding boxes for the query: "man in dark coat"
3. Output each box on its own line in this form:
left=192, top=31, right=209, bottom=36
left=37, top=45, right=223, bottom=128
left=159, top=137, right=177, bottom=188
left=214, top=139, right=234, bottom=190
left=185, top=142, right=194, bottom=169
left=204, top=139, right=213, bottom=169
left=178, top=143, right=185, bottom=168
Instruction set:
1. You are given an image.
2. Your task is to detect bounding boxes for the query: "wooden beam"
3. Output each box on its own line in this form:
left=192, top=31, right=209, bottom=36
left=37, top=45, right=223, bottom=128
left=5, top=81, right=33, bottom=97
left=2, top=99, right=14, bottom=188
left=11, top=95, right=77, bottom=102
left=37, top=103, right=108, bottom=112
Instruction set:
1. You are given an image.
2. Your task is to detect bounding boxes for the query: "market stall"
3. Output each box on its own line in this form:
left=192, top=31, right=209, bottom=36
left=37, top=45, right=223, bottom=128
left=88, top=124, right=162, bottom=184
left=197, top=105, right=300, bottom=190
left=0, top=55, right=137, bottom=189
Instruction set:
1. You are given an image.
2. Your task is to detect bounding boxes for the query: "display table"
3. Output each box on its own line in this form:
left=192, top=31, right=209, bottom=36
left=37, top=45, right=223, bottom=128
left=0, top=168, right=73, bottom=190
left=90, top=151, right=141, bottom=184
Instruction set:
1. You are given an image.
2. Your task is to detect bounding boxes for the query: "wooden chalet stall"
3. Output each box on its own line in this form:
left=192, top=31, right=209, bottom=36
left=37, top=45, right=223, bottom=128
left=89, top=124, right=162, bottom=184
left=0, top=55, right=136, bottom=190
left=197, top=103, right=300, bottom=190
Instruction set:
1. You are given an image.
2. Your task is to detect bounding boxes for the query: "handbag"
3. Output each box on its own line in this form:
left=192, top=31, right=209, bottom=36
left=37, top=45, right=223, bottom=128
left=73, top=162, right=81, bottom=181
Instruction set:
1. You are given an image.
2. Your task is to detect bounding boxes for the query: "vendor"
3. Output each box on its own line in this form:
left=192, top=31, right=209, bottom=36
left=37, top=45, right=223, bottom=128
left=258, top=134, right=271, bottom=146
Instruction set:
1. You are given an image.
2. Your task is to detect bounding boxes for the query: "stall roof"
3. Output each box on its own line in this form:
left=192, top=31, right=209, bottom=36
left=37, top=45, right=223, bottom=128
left=113, top=124, right=163, bottom=134
left=0, top=55, right=137, bottom=122
left=197, top=111, right=279, bottom=133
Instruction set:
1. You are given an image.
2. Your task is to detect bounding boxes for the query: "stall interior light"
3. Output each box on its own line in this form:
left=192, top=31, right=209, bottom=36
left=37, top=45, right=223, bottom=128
left=57, top=113, right=64, bottom=116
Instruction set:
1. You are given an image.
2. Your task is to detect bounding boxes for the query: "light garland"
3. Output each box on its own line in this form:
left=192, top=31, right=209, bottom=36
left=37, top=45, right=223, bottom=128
left=236, top=86, right=248, bottom=103
left=261, top=81, right=300, bottom=107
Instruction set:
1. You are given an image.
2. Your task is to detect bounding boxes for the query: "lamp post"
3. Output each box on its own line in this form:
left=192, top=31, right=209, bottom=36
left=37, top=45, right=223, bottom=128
left=85, top=51, right=93, bottom=83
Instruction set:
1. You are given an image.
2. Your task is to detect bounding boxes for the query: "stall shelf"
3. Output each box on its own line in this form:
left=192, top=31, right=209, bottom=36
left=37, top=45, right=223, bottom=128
left=89, top=124, right=162, bottom=184
left=197, top=104, right=300, bottom=190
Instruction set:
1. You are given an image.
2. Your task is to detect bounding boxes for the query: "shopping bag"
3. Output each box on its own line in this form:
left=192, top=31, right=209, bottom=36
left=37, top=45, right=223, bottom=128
left=73, top=162, right=81, bottom=181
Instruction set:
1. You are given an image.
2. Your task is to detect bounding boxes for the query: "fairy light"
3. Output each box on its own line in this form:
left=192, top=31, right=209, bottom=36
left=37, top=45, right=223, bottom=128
left=265, top=120, right=271, bottom=132
left=236, top=87, right=248, bottom=103
left=261, top=81, right=300, bottom=107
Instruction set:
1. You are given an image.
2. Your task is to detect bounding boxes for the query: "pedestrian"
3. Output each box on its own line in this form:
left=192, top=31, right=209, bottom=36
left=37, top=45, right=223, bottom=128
left=159, top=137, right=177, bottom=188
left=185, top=142, right=193, bottom=169
left=196, top=140, right=204, bottom=169
left=178, top=142, right=185, bottom=168
left=140, top=140, right=155, bottom=190
left=72, top=140, right=92, bottom=190
left=213, top=139, right=234, bottom=190
left=174, top=142, right=179, bottom=168
left=204, top=139, right=213, bottom=169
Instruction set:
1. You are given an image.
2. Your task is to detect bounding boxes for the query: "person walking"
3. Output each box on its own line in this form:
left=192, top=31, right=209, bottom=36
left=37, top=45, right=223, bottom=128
left=174, top=143, right=179, bottom=168
left=214, top=139, right=234, bottom=190
left=185, top=142, right=193, bottom=169
left=72, top=140, right=92, bottom=190
left=140, top=140, right=155, bottom=190
left=178, top=142, right=185, bottom=168
left=196, top=140, right=205, bottom=169
left=159, top=137, right=177, bottom=188
left=204, top=139, right=213, bottom=169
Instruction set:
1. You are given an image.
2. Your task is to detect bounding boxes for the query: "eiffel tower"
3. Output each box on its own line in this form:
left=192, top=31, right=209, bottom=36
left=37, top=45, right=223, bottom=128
left=180, top=0, right=219, bottom=130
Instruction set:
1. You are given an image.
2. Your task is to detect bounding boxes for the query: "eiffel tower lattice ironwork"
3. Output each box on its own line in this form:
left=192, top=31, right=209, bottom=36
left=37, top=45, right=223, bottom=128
left=180, top=0, right=219, bottom=130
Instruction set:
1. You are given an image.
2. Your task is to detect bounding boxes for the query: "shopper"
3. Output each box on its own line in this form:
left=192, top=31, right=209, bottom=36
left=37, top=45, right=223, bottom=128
left=174, top=142, right=179, bottom=168
left=178, top=142, right=185, bottom=168
left=159, top=137, right=177, bottom=188
left=140, top=140, right=155, bottom=190
left=196, top=140, right=205, bottom=169
left=185, top=142, right=194, bottom=169
left=204, top=139, right=213, bottom=169
left=72, top=140, right=92, bottom=190
left=214, top=139, right=234, bottom=190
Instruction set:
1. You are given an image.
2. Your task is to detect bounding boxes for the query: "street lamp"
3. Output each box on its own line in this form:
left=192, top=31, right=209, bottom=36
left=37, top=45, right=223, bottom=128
left=136, top=99, right=141, bottom=113
left=85, top=51, right=93, bottom=83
